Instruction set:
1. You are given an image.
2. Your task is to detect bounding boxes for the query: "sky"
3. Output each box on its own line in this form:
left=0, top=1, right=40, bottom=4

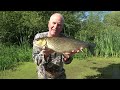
left=81, top=11, right=111, bottom=22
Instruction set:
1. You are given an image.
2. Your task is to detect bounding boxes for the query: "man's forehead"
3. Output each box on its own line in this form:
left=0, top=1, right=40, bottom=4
left=52, top=19, right=62, bottom=23
left=50, top=14, right=64, bottom=23
left=50, top=16, right=62, bottom=21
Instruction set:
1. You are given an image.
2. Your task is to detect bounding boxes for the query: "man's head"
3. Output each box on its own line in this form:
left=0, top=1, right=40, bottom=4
left=48, top=13, right=64, bottom=37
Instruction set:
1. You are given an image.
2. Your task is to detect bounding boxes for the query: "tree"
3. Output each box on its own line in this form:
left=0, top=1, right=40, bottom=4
left=103, top=11, right=120, bottom=27
left=0, top=11, right=84, bottom=45
left=77, top=11, right=104, bottom=41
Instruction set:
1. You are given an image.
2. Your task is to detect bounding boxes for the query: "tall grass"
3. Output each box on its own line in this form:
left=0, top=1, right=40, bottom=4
left=95, top=29, right=120, bottom=57
left=0, top=43, right=32, bottom=70
left=74, top=30, right=96, bottom=59
left=75, top=28, right=120, bottom=58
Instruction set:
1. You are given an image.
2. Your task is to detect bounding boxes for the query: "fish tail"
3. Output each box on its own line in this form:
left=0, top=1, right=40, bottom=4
left=88, top=43, right=96, bottom=56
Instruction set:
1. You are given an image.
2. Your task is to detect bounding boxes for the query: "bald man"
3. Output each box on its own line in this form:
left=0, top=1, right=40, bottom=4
left=32, top=13, right=80, bottom=79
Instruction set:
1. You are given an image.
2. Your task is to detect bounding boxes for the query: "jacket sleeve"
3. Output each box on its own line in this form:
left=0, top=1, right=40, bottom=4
left=32, top=33, right=45, bottom=65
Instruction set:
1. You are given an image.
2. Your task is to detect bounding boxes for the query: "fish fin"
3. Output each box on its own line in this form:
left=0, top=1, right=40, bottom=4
left=88, top=43, right=96, bottom=56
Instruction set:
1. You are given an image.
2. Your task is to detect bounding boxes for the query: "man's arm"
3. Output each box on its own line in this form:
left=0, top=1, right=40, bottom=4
left=32, top=45, right=43, bottom=65
left=62, top=49, right=80, bottom=64
left=32, top=33, right=46, bottom=66
left=32, top=32, right=54, bottom=65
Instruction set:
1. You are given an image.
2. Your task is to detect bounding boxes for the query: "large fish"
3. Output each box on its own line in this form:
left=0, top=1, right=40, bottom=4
left=33, top=36, right=96, bottom=55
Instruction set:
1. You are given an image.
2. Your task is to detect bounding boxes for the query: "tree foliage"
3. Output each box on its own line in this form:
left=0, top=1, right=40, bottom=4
left=76, top=11, right=105, bottom=41
left=0, top=11, right=84, bottom=45
left=103, top=11, right=120, bottom=27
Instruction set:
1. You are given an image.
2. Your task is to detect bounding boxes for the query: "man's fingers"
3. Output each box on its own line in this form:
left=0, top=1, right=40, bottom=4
left=64, top=52, right=70, bottom=54
left=42, top=46, right=46, bottom=49
left=64, top=54, right=70, bottom=58
left=72, top=49, right=80, bottom=53
left=63, top=48, right=81, bottom=58
left=77, top=49, right=80, bottom=52
left=71, top=50, right=75, bottom=52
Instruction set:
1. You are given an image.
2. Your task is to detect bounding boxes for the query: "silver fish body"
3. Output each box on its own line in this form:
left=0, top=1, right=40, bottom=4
left=34, top=36, right=96, bottom=55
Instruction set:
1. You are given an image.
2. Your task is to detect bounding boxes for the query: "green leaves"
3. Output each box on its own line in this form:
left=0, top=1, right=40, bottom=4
left=104, top=11, right=120, bottom=27
left=0, top=11, right=84, bottom=45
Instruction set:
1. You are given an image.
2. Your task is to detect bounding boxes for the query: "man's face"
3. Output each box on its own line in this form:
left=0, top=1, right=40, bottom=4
left=48, top=16, right=63, bottom=37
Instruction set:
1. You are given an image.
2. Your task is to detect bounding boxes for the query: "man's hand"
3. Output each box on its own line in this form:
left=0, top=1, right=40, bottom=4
left=63, top=49, right=81, bottom=61
left=41, top=46, right=54, bottom=58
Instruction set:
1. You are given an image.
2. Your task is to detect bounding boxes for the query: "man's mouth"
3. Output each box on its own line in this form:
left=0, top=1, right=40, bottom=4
left=52, top=30, right=56, bottom=33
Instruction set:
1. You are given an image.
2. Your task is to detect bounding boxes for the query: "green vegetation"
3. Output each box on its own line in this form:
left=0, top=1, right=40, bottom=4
left=0, top=62, right=37, bottom=79
left=0, top=57, right=120, bottom=79
left=0, top=11, right=120, bottom=79
left=65, top=57, right=120, bottom=79
left=0, top=44, right=32, bottom=70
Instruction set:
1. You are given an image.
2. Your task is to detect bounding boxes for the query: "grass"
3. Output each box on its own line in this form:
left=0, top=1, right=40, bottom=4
left=0, top=62, right=37, bottom=79
left=0, top=43, right=32, bottom=70
left=0, top=57, right=120, bottom=79
left=65, top=57, right=120, bottom=79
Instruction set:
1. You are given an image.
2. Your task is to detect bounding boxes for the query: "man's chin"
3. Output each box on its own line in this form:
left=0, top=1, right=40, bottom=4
left=51, top=33, right=57, bottom=36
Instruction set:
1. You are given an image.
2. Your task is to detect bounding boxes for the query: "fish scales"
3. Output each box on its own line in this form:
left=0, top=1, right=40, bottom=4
left=46, top=37, right=89, bottom=53
left=34, top=37, right=96, bottom=55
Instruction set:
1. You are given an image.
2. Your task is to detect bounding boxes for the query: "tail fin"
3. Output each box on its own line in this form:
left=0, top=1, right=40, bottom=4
left=88, top=43, right=96, bottom=56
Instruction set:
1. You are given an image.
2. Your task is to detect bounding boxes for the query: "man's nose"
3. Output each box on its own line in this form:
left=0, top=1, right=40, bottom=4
left=54, top=23, right=58, bottom=28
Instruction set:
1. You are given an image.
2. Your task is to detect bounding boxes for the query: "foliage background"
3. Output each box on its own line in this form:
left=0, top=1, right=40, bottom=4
left=0, top=11, right=120, bottom=70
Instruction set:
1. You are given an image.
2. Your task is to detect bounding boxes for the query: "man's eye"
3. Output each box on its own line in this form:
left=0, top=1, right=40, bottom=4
left=53, top=22, right=56, bottom=24
left=58, top=24, right=61, bottom=26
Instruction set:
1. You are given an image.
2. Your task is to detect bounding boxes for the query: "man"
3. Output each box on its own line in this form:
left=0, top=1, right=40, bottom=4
left=32, top=13, right=80, bottom=79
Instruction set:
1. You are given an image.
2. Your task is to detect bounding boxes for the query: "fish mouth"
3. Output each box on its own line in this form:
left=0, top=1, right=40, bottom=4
left=34, top=39, right=47, bottom=47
